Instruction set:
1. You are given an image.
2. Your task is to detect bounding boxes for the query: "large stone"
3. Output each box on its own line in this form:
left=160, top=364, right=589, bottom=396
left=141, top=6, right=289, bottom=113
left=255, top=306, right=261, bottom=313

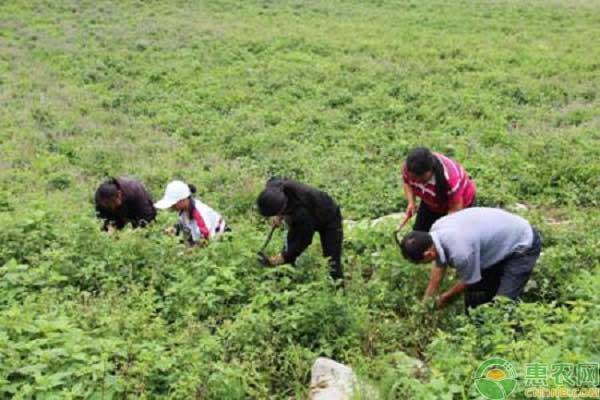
left=309, top=358, right=355, bottom=400
left=370, top=213, right=404, bottom=227
left=309, top=358, right=378, bottom=400
left=344, top=212, right=405, bottom=230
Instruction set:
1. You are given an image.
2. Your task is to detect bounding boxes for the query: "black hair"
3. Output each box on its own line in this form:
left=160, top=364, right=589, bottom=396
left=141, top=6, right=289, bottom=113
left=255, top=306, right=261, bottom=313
left=406, top=147, right=449, bottom=205
left=257, top=186, right=287, bottom=217
left=95, top=177, right=121, bottom=205
left=185, top=183, right=198, bottom=220
left=400, top=231, right=434, bottom=262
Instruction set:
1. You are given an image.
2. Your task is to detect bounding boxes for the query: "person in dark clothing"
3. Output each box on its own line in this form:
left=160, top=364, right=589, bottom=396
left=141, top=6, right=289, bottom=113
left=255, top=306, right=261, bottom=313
left=256, top=178, right=344, bottom=281
left=95, top=177, right=156, bottom=231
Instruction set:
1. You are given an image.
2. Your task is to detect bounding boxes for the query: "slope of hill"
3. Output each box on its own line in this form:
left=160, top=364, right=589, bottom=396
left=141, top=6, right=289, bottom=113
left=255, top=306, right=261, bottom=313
left=1, top=0, right=599, bottom=398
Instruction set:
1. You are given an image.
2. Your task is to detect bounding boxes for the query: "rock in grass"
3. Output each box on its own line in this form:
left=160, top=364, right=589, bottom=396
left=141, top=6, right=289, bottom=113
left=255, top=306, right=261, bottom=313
left=344, top=212, right=405, bottom=230
left=309, top=358, right=379, bottom=400
left=310, top=358, right=355, bottom=400
left=513, top=203, right=529, bottom=211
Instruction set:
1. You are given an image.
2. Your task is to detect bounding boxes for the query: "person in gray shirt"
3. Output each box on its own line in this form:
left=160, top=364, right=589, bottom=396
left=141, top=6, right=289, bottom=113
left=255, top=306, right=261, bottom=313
left=399, top=207, right=542, bottom=311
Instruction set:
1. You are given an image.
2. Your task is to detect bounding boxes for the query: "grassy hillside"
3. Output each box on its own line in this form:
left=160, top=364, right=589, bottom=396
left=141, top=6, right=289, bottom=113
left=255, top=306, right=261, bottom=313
left=1, top=0, right=599, bottom=398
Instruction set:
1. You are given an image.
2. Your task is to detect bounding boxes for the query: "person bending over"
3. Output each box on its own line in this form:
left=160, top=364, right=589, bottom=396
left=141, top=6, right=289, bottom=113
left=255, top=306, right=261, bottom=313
left=401, top=147, right=476, bottom=232
left=400, top=207, right=541, bottom=312
left=95, top=177, right=156, bottom=231
left=256, top=177, right=343, bottom=282
left=155, top=180, right=227, bottom=247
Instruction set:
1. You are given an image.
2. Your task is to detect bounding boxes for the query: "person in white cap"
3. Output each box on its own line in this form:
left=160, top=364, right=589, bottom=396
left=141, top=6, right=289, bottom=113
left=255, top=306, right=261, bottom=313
left=155, top=180, right=227, bottom=246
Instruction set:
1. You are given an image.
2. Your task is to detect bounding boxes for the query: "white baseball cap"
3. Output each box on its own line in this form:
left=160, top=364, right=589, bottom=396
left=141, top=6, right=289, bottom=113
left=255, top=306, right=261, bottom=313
left=154, top=180, right=191, bottom=209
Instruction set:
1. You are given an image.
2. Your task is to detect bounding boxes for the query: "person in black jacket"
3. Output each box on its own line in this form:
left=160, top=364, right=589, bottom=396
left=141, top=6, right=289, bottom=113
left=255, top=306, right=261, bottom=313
left=95, top=177, right=156, bottom=231
left=256, top=178, right=344, bottom=281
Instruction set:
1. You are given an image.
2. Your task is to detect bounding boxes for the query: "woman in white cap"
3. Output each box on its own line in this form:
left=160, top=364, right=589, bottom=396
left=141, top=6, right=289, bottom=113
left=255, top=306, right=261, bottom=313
left=155, top=180, right=227, bottom=246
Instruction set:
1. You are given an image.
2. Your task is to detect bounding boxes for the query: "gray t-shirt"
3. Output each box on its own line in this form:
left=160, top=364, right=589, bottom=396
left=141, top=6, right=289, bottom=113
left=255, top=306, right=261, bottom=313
left=430, top=207, right=534, bottom=284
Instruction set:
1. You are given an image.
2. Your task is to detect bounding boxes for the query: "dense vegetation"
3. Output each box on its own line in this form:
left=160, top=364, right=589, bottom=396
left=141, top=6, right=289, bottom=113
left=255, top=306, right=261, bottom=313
left=1, top=0, right=599, bottom=398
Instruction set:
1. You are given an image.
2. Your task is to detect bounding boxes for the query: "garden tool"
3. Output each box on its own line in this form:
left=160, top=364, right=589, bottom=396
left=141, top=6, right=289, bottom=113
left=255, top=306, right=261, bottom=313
left=393, top=212, right=413, bottom=248
left=257, top=225, right=277, bottom=266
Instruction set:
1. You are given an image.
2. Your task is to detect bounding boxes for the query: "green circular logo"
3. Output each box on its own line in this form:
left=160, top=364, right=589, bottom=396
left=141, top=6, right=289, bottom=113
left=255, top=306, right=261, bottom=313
left=474, top=358, right=518, bottom=400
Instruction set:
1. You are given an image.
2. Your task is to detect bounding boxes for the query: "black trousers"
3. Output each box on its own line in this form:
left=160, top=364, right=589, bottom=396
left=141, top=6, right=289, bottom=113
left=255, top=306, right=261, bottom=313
left=319, top=225, right=344, bottom=281
left=284, top=209, right=344, bottom=281
left=464, top=229, right=542, bottom=311
left=413, top=197, right=476, bottom=232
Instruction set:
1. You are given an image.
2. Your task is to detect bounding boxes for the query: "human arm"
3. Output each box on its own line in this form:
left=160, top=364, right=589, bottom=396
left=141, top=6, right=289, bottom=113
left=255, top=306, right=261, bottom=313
left=130, top=185, right=157, bottom=227
left=95, top=204, right=123, bottom=231
left=446, top=163, right=470, bottom=213
left=437, top=249, right=481, bottom=307
left=403, top=183, right=418, bottom=217
left=281, top=208, right=315, bottom=264
left=423, top=264, right=446, bottom=300
left=401, top=163, right=418, bottom=218
left=447, top=197, right=464, bottom=214
left=437, top=281, right=468, bottom=309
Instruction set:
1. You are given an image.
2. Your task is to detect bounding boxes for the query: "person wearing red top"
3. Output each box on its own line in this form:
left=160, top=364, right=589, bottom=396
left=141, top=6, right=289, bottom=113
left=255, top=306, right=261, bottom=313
left=401, top=147, right=476, bottom=232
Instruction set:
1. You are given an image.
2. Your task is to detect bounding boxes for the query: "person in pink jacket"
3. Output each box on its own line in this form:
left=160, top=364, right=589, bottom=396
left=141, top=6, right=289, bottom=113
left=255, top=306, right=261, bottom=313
left=401, top=147, right=476, bottom=232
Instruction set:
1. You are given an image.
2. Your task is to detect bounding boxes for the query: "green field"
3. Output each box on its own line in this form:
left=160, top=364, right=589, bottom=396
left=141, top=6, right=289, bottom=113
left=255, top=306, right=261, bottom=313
left=1, top=0, right=599, bottom=398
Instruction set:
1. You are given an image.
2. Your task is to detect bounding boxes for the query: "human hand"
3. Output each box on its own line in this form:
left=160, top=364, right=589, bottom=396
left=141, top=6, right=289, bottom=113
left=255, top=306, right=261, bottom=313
left=398, top=206, right=415, bottom=230
left=271, top=215, right=284, bottom=228
left=436, top=294, right=449, bottom=310
left=268, top=254, right=285, bottom=266
left=191, top=239, right=208, bottom=249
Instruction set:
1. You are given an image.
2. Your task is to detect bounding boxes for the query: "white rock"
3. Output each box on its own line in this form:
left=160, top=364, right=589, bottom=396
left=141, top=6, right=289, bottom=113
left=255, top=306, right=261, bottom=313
left=309, top=358, right=356, bottom=400
left=344, top=213, right=405, bottom=231
left=514, top=203, right=528, bottom=211
left=370, top=212, right=404, bottom=227
left=309, top=358, right=379, bottom=399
